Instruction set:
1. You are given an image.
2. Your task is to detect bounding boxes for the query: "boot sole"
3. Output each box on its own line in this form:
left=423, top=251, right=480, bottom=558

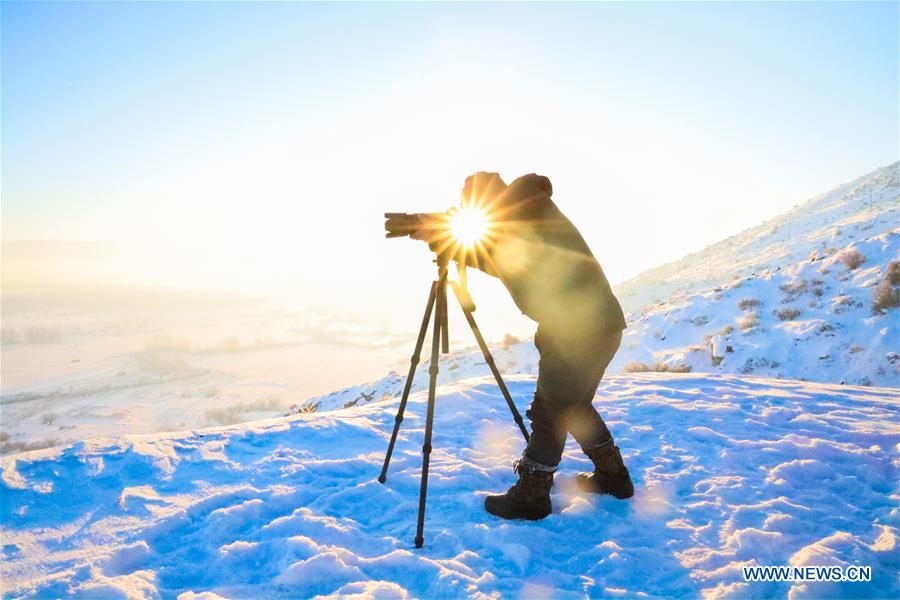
left=575, top=475, right=635, bottom=499
left=484, top=499, right=551, bottom=521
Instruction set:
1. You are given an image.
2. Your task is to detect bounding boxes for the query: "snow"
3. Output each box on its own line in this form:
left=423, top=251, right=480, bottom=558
left=3, top=374, right=897, bottom=598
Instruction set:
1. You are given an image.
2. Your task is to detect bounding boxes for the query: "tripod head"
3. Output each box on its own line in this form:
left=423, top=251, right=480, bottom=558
left=432, top=253, right=475, bottom=312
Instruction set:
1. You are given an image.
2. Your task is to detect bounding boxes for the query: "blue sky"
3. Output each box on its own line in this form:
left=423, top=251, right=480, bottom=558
left=2, top=1, right=897, bottom=314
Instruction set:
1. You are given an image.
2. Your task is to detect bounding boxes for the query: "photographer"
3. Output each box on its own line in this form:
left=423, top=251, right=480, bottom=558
left=412, top=172, right=634, bottom=520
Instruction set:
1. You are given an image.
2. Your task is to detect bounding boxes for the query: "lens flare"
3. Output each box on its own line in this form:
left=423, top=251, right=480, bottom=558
left=449, top=205, right=489, bottom=247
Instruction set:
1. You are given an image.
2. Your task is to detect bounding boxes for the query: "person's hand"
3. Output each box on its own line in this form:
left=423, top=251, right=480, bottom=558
left=409, top=213, right=445, bottom=244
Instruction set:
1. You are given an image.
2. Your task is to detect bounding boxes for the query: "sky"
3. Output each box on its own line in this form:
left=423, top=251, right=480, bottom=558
left=2, top=1, right=898, bottom=337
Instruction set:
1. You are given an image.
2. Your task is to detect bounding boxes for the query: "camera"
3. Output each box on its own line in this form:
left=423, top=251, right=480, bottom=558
left=383, top=212, right=446, bottom=239
left=385, top=206, right=490, bottom=250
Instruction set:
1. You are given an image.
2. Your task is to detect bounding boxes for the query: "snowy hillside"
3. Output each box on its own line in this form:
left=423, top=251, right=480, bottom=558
left=613, top=162, right=899, bottom=387
left=614, top=162, right=899, bottom=312
left=614, top=228, right=899, bottom=386
left=289, top=163, right=898, bottom=414
left=3, top=374, right=897, bottom=598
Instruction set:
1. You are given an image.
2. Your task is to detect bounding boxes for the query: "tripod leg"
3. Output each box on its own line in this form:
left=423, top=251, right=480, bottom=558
left=439, top=281, right=449, bottom=354
left=450, top=283, right=530, bottom=442
left=379, top=281, right=438, bottom=484
left=415, top=270, right=446, bottom=548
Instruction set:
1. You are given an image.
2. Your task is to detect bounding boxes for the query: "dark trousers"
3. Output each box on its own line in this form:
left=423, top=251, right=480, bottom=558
left=523, top=326, right=622, bottom=468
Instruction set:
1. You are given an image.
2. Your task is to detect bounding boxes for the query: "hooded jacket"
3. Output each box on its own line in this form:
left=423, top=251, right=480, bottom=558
left=459, top=172, right=626, bottom=338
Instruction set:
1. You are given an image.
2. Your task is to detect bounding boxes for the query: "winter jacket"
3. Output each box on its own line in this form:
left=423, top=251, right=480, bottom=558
left=458, top=172, right=626, bottom=338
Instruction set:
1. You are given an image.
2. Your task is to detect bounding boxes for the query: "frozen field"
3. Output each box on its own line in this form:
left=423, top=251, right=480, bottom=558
left=2, top=373, right=897, bottom=598
left=0, top=302, right=418, bottom=454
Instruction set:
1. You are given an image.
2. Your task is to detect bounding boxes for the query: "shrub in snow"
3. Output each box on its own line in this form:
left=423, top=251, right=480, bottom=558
left=774, top=307, right=802, bottom=321
left=689, top=315, right=709, bottom=326
left=779, top=279, right=807, bottom=296
left=740, top=357, right=780, bottom=374
left=501, top=333, right=521, bottom=350
left=819, top=323, right=836, bottom=335
left=738, top=312, right=759, bottom=331
left=736, top=298, right=760, bottom=311
left=840, top=249, right=866, bottom=270
left=849, top=345, right=865, bottom=354
left=285, top=401, right=320, bottom=415
left=887, top=260, right=900, bottom=285
left=872, top=278, right=900, bottom=314
left=870, top=261, right=900, bottom=314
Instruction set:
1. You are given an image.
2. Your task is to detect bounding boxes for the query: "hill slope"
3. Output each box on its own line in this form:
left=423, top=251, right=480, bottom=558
left=614, top=162, right=899, bottom=311
left=612, top=162, right=899, bottom=386
left=2, top=374, right=898, bottom=598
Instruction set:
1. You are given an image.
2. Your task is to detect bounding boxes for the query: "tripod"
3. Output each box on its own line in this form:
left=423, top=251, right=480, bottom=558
left=378, top=255, right=530, bottom=548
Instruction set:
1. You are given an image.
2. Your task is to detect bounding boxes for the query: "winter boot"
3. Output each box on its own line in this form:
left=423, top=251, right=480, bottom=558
left=576, top=439, right=634, bottom=499
left=484, top=459, right=554, bottom=520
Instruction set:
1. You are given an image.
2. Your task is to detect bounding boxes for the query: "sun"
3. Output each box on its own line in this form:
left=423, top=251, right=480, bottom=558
left=449, top=205, right=489, bottom=248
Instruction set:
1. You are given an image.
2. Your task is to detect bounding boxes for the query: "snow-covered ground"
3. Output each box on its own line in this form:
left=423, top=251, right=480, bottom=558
left=2, top=374, right=897, bottom=598
left=616, top=227, right=898, bottom=386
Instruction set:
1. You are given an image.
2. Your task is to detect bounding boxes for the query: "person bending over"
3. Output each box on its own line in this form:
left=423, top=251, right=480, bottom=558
left=413, top=171, right=634, bottom=520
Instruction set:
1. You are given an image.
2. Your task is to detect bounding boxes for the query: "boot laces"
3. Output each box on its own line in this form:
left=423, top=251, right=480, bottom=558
left=510, top=459, right=551, bottom=498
